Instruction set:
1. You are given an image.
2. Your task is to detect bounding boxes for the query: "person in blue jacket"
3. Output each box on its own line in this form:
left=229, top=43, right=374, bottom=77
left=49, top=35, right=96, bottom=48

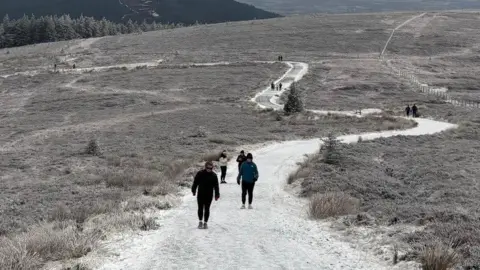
left=237, top=153, right=258, bottom=209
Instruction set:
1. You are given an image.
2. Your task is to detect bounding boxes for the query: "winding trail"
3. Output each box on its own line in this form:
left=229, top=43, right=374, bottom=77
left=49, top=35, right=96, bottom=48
left=89, top=58, right=456, bottom=270
left=0, top=45, right=458, bottom=268
left=380, top=13, right=480, bottom=108
left=380, top=13, right=426, bottom=58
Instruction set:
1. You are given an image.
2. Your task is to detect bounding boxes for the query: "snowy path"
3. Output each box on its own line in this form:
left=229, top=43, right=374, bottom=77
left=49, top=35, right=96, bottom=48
left=0, top=54, right=458, bottom=269
left=0, top=59, right=163, bottom=78
left=92, top=59, right=456, bottom=270
left=97, top=140, right=390, bottom=270
left=380, top=13, right=426, bottom=57
left=380, top=13, right=480, bottom=108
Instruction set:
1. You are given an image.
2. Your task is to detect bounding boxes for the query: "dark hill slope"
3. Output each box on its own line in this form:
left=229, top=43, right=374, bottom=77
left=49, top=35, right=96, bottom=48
left=0, top=0, right=280, bottom=24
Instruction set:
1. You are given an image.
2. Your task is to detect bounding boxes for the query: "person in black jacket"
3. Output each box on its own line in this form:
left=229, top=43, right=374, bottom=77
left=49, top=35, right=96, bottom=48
left=405, top=105, right=411, bottom=117
left=236, top=150, right=246, bottom=172
left=412, top=104, right=418, bottom=118
left=192, top=161, right=220, bottom=229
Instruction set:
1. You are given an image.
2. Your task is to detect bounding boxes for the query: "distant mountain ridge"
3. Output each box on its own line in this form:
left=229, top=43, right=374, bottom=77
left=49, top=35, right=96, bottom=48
left=0, top=0, right=280, bottom=24
left=236, top=0, right=480, bottom=15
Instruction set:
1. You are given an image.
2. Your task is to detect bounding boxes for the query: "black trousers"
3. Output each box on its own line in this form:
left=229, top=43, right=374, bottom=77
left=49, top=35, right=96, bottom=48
left=241, top=182, right=255, bottom=205
left=197, top=195, right=213, bottom=222
left=220, top=166, right=227, bottom=181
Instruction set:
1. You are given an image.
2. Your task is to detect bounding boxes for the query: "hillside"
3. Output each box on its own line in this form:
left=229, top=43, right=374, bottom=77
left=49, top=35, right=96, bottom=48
left=1, top=10, right=480, bottom=270
left=236, top=0, right=480, bottom=15
left=0, top=0, right=280, bottom=24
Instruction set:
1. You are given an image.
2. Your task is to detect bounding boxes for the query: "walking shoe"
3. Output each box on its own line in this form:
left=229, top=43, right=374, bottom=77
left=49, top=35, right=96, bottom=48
left=240, top=204, right=246, bottom=209
left=198, top=221, right=203, bottom=229
left=248, top=205, right=253, bottom=209
left=203, top=222, right=208, bottom=229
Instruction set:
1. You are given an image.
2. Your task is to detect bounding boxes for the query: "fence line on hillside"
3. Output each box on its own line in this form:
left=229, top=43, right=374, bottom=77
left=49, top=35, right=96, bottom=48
left=379, top=55, right=480, bottom=109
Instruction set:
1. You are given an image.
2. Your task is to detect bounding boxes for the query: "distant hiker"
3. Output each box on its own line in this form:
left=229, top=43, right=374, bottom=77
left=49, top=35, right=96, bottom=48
left=412, top=104, right=418, bottom=118
left=219, top=150, right=228, bottom=184
left=54, top=63, right=57, bottom=72
left=279, top=83, right=283, bottom=91
left=405, top=105, right=411, bottom=117
left=237, top=153, right=259, bottom=209
left=72, top=64, right=76, bottom=69
left=276, top=85, right=279, bottom=91
left=271, top=82, right=275, bottom=90
left=278, top=55, right=283, bottom=61
left=236, top=150, right=246, bottom=172
left=192, top=161, right=220, bottom=229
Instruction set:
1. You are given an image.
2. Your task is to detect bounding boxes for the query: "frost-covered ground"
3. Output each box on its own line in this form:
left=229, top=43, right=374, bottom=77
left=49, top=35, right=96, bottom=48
left=87, top=59, right=455, bottom=270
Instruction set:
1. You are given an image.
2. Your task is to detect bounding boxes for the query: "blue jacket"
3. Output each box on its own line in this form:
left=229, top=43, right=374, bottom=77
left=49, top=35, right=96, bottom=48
left=238, top=161, right=259, bottom=183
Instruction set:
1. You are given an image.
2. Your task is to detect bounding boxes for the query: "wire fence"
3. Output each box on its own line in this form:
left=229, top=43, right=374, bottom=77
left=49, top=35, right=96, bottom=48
left=379, top=56, right=480, bottom=109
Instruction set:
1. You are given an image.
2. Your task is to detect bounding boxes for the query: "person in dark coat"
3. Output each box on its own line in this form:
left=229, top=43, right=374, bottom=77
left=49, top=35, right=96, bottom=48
left=236, top=150, right=246, bottom=172
left=405, top=105, right=411, bottom=117
left=412, top=104, right=418, bottom=118
left=237, top=153, right=259, bottom=209
left=271, top=82, right=275, bottom=90
left=279, top=83, right=283, bottom=91
left=192, top=161, right=220, bottom=229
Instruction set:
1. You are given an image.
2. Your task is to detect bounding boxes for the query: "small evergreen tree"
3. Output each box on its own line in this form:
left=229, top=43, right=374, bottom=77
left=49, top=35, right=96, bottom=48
left=85, top=139, right=101, bottom=156
left=321, top=133, right=341, bottom=165
left=283, top=82, right=304, bottom=115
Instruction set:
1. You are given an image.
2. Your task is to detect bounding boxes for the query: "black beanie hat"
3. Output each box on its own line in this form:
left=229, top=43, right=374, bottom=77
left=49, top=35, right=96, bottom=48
left=246, top=153, right=253, bottom=159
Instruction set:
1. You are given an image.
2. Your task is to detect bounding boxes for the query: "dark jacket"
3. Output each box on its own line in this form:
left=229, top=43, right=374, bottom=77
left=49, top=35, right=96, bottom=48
left=236, top=154, right=246, bottom=168
left=192, top=170, right=220, bottom=199
left=238, top=161, right=259, bottom=183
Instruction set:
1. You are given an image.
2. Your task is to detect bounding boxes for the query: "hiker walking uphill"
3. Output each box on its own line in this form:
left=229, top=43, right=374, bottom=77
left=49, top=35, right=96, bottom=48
left=405, top=105, right=411, bottom=117
left=219, top=150, right=228, bottom=184
left=237, top=153, right=259, bottom=209
left=236, top=150, right=246, bottom=172
left=192, top=161, right=220, bottom=229
left=271, top=82, right=275, bottom=90
left=412, top=104, right=418, bottom=118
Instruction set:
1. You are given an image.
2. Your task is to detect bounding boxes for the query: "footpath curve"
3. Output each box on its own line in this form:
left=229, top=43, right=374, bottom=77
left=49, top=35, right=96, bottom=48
left=0, top=38, right=459, bottom=269
left=89, top=59, right=456, bottom=270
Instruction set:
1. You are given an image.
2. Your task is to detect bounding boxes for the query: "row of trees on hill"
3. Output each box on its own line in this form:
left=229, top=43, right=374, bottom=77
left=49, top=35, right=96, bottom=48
left=0, top=14, right=181, bottom=49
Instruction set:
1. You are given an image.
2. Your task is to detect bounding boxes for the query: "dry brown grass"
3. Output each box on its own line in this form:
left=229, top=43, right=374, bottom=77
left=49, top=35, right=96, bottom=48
left=163, top=159, right=194, bottom=179
left=308, top=192, right=360, bottom=219
left=48, top=202, right=115, bottom=224
left=22, top=223, right=101, bottom=261
left=123, top=196, right=172, bottom=212
left=202, top=151, right=222, bottom=162
left=0, top=210, right=160, bottom=269
left=0, top=237, right=42, bottom=270
left=287, top=154, right=320, bottom=184
left=208, top=137, right=236, bottom=145
left=0, top=222, right=101, bottom=269
left=421, top=243, right=460, bottom=270
left=87, top=211, right=158, bottom=232
left=104, top=168, right=171, bottom=190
